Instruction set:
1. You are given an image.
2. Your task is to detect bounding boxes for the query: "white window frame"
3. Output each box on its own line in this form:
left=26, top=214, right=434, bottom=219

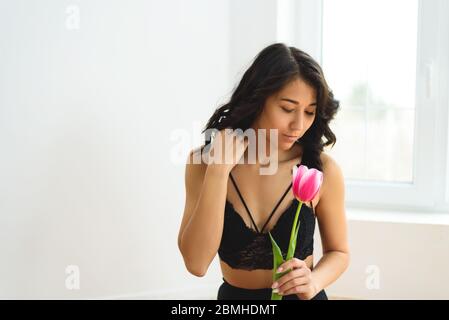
left=276, top=0, right=449, bottom=212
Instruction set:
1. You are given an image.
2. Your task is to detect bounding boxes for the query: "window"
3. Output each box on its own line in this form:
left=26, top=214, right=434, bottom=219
left=322, top=0, right=418, bottom=184
left=281, top=0, right=449, bottom=211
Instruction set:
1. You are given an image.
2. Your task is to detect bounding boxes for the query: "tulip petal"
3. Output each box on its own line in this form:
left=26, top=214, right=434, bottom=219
left=292, top=165, right=308, bottom=199
left=309, top=170, right=323, bottom=200
left=298, top=168, right=323, bottom=202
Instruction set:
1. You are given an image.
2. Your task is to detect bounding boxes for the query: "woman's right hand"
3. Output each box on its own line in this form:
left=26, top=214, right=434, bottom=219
left=204, top=129, right=249, bottom=174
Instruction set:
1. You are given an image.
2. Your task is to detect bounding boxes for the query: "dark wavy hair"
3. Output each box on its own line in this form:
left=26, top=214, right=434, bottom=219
left=201, top=43, right=340, bottom=172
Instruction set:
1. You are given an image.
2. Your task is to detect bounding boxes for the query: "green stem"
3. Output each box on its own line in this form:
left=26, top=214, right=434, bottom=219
left=270, top=201, right=302, bottom=300
left=286, top=201, right=302, bottom=260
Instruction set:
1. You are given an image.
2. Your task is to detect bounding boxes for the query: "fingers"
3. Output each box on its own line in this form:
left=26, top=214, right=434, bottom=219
left=211, top=129, right=240, bottom=165
left=231, top=131, right=248, bottom=164
left=274, top=270, right=309, bottom=288
left=272, top=266, right=310, bottom=288
left=211, top=129, right=248, bottom=167
left=272, top=269, right=313, bottom=296
left=271, top=258, right=311, bottom=292
left=276, top=257, right=306, bottom=273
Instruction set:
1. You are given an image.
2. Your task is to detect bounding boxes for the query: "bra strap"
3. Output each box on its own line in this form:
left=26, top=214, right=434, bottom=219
left=229, top=173, right=260, bottom=233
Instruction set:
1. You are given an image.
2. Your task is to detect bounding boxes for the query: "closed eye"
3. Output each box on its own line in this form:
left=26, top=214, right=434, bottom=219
left=281, top=107, right=315, bottom=116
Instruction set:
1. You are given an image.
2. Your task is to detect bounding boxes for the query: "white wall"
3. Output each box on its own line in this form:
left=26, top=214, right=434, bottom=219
left=0, top=0, right=230, bottom=299
left=228, top=0, right=278, bottom=85
left=320, top=211, right=449, bottom=300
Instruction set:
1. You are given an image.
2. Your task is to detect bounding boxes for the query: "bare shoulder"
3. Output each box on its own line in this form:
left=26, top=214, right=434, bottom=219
left=319, top=151, right=335, bottom=168
left=317, top=152, right=345, bottom=204
left=315, top=151, right=349, bottom=256
left=320, top=151, right=343, bottom=176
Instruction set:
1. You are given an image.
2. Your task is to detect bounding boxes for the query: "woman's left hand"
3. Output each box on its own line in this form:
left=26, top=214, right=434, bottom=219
left=271, top=258, right=318, bottom=300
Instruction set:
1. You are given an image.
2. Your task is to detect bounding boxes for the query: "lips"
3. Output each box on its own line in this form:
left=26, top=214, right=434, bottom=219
left=283, top=134, right=299, bottom=139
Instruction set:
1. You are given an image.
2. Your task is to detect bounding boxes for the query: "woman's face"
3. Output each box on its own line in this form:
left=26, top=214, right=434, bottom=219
left=253, top=77, right=317, bottom=151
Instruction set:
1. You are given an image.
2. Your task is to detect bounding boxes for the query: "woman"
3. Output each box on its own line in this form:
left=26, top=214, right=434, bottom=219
left=178, top=43, right=349, bottom=300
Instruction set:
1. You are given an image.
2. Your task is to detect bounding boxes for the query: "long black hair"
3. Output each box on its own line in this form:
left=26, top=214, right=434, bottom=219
left=201, top=43, right=339, bottom=171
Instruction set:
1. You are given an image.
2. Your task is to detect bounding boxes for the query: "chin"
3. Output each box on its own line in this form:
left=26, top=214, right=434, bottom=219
left=280, top=141, right=295, bottom=149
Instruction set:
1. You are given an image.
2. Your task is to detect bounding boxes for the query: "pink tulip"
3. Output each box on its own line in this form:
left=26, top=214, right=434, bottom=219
left=292, top=165, right=323, bottom=202
left=268, top=165, right=323, bottom=300
left=270, top=164, right=324, bottom=300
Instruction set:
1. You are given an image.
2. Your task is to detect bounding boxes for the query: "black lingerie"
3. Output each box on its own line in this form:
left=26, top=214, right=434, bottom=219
left=218, top=163, right=317, bottom=270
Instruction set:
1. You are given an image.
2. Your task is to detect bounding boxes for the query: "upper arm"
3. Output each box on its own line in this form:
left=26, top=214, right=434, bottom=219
left=177, top=148, right=206, bottom=250
left=315, top=153, right=349, bottom=256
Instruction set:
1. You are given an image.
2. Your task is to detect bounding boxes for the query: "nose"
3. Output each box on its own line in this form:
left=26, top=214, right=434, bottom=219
left=291, top=113, right=305, bottom=131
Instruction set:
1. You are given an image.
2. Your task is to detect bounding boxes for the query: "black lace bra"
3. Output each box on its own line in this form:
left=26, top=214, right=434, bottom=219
left=218, top=164, right=317, bottom=271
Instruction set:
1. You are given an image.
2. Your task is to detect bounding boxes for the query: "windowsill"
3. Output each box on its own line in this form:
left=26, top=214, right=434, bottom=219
left=346, top=207, right=449, bottom=226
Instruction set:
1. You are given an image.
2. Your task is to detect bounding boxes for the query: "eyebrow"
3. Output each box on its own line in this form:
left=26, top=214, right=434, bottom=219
left=280, top=98, right=317, bottom=107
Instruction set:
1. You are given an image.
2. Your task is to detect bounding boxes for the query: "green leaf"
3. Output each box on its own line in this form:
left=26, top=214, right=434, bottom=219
left=268, top=232, right=284, bottom=276
left=268, top=232, right=285, bottom=300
